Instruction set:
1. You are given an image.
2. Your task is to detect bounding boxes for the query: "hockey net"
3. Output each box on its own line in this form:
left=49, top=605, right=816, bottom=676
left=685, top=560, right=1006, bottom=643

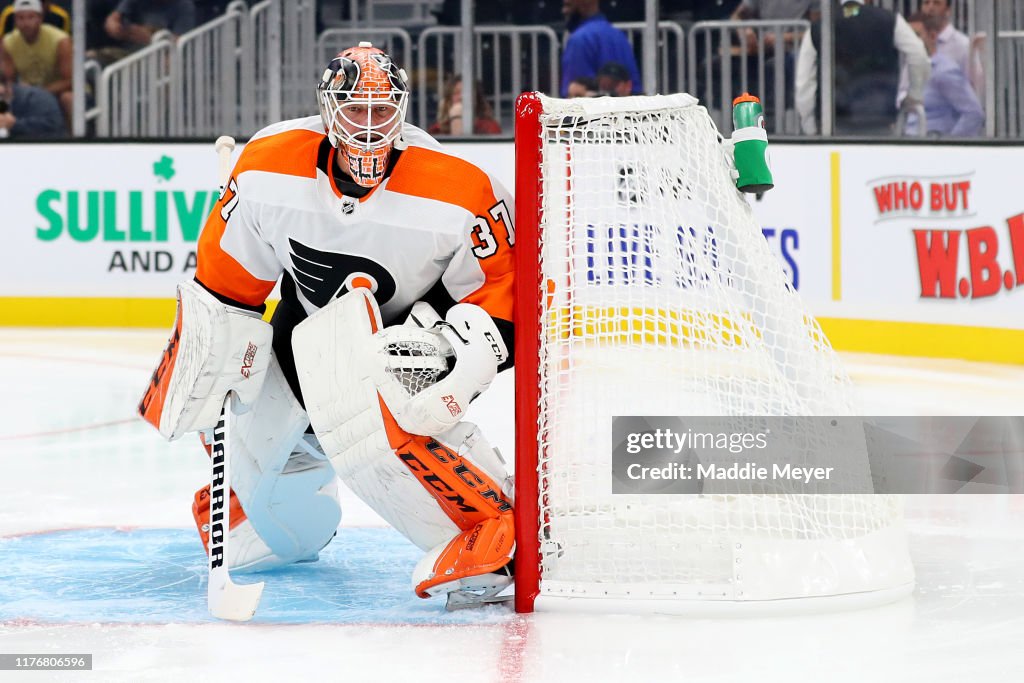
left=512, top=93, right=914, bottom=614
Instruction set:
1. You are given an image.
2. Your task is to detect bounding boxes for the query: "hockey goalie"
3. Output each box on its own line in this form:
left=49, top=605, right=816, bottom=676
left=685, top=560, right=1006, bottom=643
left=136, top=43, right=516, bottom=610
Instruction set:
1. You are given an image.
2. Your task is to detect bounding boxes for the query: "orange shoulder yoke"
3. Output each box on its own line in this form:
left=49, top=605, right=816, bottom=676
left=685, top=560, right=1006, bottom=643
left=236, top=128, right=324, bottom=179
left=386, top=146, right=497, bottom=215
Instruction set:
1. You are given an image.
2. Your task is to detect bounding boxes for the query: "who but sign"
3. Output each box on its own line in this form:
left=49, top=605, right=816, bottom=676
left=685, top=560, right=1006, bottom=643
left=870, top=175, right=1024, bottom=301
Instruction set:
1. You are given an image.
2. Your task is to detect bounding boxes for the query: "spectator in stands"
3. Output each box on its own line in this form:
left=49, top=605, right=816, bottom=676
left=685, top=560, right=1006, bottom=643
left=560, top=0, right=642, bottom=97
left=597, top=61, right=632, bottom=97
left=84, top=0, right=129, bottom=67
left=0, top=0, right=71, bottom=125
left=428, top=74, right=502, bottom=136
left=0, top=71, right=65, bottom=137
left=915, top=0, right=983, bottom=102
left=906, top=12, right=983, bottom=138
left=567, top=75, right=598, bottom=98
left=104, top=0, right=196, bottom=49
left=795, top=0, right=930, bottom=136
left=727, top=1, right=817, bottom=131
left=689, top=1, right=743, bottom=109
left=730, top=0, right=819, bottom=54
left=0, top=0, right=67, bottom=35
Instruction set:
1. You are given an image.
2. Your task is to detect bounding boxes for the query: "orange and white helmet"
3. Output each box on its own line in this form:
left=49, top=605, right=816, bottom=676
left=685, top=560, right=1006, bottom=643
left=317, top=42, right=410, bottom=188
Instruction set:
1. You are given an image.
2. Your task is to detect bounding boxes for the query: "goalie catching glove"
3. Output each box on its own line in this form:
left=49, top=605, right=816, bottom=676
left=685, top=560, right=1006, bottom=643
left=138, top=281, right=273, bottom=439
left=373, top=301, right=508, bottom=436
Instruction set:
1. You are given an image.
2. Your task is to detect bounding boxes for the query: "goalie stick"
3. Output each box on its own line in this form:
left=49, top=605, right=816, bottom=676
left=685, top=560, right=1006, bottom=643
left=207, top=136, right=264, bottom=622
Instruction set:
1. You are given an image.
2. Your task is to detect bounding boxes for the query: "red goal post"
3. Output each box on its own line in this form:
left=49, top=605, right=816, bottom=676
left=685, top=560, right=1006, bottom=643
left=513, top=92, right=544, bottom=613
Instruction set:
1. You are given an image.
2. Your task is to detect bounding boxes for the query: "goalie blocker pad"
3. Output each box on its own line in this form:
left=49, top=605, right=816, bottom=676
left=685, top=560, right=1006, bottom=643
left=139, top=281, right=273, bottom=440
left=292, top=289, right=514, bottom=599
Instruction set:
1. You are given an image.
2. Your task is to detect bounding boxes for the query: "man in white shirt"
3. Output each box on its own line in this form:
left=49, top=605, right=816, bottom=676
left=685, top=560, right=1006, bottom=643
left=796, top=0, right=929, bottom=135
left=897, top=0, right=983, bottom=110
left=921, top=0, right=984, bottom=101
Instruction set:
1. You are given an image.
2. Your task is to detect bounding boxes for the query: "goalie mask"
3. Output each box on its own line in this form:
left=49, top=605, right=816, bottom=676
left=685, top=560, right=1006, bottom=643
left=317, top=42, right=410, bottom=188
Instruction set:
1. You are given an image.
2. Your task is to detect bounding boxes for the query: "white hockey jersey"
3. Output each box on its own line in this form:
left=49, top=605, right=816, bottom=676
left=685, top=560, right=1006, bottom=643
left=195, top=116, right=514, bottom=326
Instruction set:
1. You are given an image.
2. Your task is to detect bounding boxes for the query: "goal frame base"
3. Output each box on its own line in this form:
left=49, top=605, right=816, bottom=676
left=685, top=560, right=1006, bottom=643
left=532, top=583, right=915, bottom=617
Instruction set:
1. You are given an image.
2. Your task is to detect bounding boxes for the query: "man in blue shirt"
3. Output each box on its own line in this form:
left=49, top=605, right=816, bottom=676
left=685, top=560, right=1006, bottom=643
left=560, top=0, right=642, bottom=97
left=906, top=12, right=983, bottom=137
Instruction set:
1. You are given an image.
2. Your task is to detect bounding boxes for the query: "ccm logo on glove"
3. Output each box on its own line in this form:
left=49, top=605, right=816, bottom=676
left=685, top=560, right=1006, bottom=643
left=483, top=332, right=503, bottom=362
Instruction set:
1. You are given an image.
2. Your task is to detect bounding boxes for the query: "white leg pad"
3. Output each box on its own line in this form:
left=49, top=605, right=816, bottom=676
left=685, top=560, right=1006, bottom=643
left=226, top=355, right=341, bottom=570
left=334, top=436, right=459, bottom=551
left=292, top=291, right=457, bottom=550
left=292, top=289, right=512, bottom=562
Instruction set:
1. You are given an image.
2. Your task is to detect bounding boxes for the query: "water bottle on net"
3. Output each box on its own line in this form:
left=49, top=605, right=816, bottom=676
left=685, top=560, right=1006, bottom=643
left=731, top=93, right=773, bottom=194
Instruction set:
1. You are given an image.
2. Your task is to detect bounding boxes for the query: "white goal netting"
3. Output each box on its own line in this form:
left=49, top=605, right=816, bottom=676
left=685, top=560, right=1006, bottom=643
left=529, top=94, right=913, bottom=610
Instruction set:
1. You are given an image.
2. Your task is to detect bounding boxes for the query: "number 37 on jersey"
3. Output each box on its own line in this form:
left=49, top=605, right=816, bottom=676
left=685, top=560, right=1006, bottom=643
left=471, top=200, right=515, bottom=260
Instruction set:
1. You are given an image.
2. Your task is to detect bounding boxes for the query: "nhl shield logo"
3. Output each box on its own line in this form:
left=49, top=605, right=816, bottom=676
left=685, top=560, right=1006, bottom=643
left=341, top=199, right=356, bottom=215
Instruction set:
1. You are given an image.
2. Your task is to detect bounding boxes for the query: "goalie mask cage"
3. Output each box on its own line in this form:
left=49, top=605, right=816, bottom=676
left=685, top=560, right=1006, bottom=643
left=512, top=92, right=914, bottom=615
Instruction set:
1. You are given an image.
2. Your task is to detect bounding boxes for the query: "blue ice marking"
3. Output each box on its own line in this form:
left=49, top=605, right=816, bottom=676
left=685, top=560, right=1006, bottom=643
left=0, top=527, right=512, bottom=625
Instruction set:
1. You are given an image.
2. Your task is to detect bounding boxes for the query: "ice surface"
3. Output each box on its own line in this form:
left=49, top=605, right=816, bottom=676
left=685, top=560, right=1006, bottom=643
left=1, top=329, right=1022, bottom=682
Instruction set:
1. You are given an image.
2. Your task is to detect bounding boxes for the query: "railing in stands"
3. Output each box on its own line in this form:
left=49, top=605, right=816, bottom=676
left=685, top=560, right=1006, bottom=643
left=86, top=0, right=1024, bottom=140
left=994, top=30, right=1024, bottom=138
left=416, top=25, right=559, bottom=132
left=83, top=58, right=102, bottom=131
left=174, top=1, right=253, bottom=138
left=93, top=0, right=311, bottom=138
left=96, top=32, right=175, bottom=137
left=251, top=0, right=283, bottom=128
left=356, top=0, right=441, bottom=29
left=896, top=102, right=928, bottom=138
left=280, top=0, right=318, bottom=121
left=688, top=19, right=810, bottom=136
left=612, top=21, right=686, bottom=95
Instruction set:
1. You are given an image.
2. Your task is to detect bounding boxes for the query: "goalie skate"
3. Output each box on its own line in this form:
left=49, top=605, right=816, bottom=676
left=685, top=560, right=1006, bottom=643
left=444, top=563, right=515, bottom=611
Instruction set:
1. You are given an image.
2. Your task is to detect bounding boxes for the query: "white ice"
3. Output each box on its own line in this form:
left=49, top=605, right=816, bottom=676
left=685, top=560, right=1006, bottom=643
left=1, top=328, right=1022, bottom=682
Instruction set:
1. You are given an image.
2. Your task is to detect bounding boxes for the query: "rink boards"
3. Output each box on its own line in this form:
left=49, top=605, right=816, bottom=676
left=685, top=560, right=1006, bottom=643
left=0, top=141, right=1021, bottom=364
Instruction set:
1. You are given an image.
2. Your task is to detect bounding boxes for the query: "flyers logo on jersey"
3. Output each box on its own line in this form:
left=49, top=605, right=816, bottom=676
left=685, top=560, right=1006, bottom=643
left=288, top=238, right=398, bottom=308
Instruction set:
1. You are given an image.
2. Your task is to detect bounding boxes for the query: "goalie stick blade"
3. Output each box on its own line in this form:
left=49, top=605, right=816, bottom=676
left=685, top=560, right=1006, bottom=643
left=206, top=393, right=265, bottom=622
left=209, top=571, right=265, bottom=622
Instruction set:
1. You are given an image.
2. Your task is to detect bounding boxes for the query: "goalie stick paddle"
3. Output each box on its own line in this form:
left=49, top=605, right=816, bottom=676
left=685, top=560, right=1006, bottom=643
left=208, top=393, right=264, bottom=621
left=215, top=135, right=235, bottom=196
left=206, top=136, right=264, bottom=621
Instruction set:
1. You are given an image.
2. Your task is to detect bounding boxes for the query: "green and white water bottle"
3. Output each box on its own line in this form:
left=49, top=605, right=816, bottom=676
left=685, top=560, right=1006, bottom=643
left=731, top=93, right=774, bottom=194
